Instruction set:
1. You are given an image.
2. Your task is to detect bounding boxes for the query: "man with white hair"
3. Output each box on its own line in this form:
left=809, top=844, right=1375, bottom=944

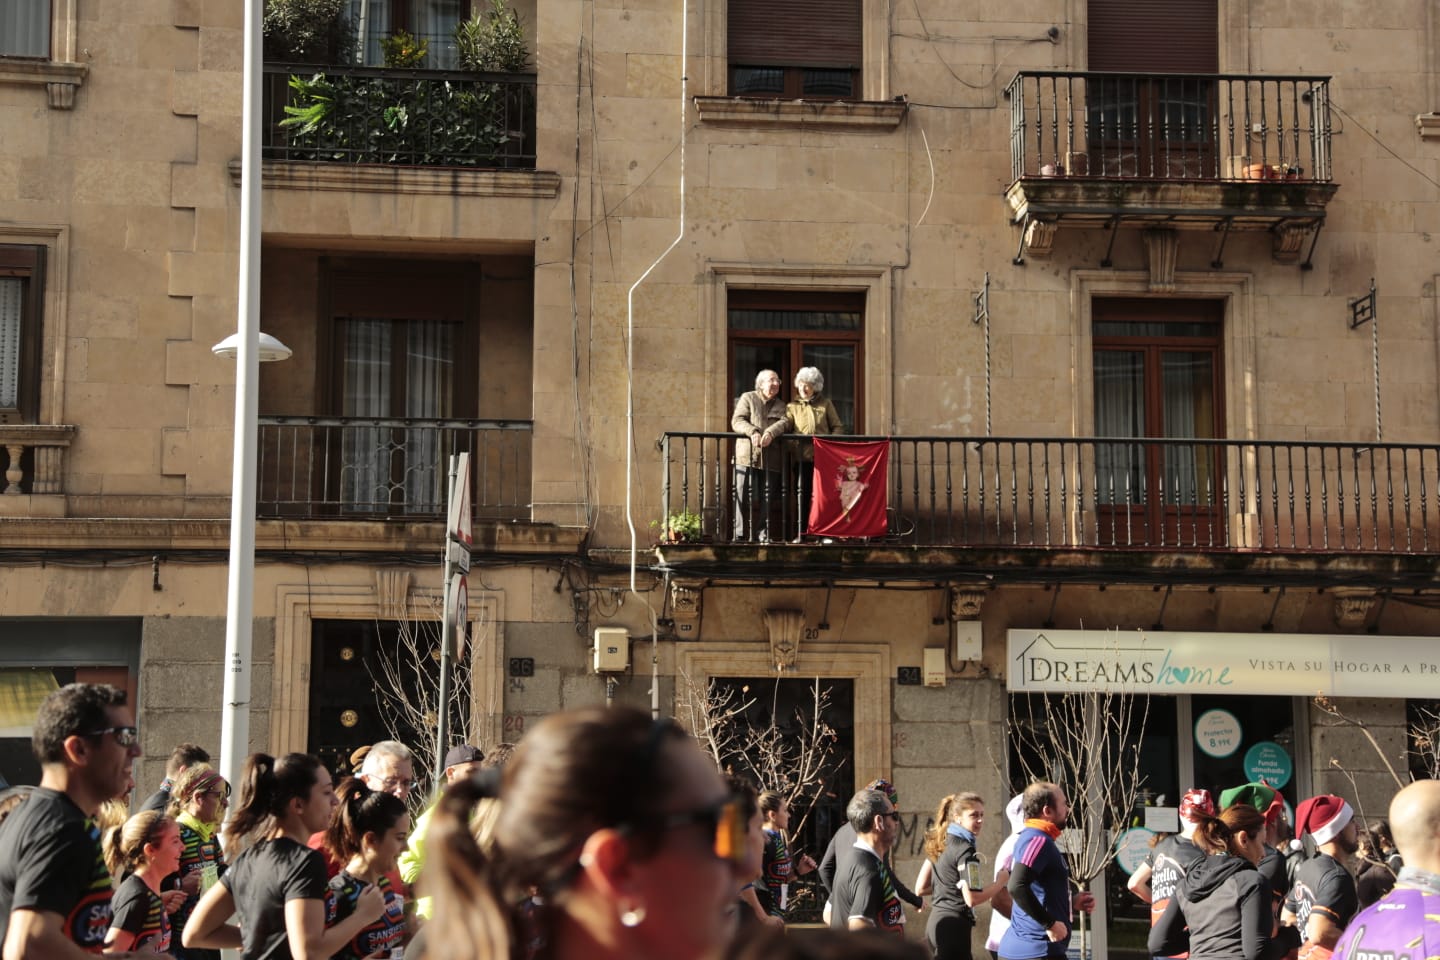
left=1332, top=779, right=1440, bottom=959
left=1127, top=788, right=1215, bottom=953
left=731, top=368, right=789, bottom=542
left=358, top=740, right=415, bottom=802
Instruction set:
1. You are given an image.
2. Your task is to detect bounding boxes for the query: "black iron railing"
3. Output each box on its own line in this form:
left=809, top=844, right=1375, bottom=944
left=661, top=433, right=1440, bottom=553
left=258, top=416, right=531, bottom=520
left=1006, top=71, right=1332, bottom=183
left=262, top=63, right=537, bottom=168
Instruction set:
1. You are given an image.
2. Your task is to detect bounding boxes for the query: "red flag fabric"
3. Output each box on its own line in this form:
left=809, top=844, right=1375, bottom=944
left=808, top=439, right=889, bottom=538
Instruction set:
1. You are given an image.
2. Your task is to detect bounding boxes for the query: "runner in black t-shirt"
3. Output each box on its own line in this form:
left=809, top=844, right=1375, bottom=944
left=102, top=809, right=185, bottom=953
left=1285, top=794, right=1360, bottom=960
left=321, top=777, right=411, bottom=959
left=182, top=753, right=385, bottom=960
left=0, top=682, right=140, bottom=960
left=829, top=788, right=906, bottom=935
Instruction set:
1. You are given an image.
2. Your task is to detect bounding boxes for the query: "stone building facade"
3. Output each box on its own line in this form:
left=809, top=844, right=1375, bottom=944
left=2, top=0, right=1439, bottom=951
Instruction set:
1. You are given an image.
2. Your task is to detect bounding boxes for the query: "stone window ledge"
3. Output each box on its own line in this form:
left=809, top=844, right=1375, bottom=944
left=1419, top=113, right=1440, bottom=140
left=0, top=59, right=87, bottom=109
left=227, top=159, right=562, bottom=198
left=694, top=96, right=906, bottom=130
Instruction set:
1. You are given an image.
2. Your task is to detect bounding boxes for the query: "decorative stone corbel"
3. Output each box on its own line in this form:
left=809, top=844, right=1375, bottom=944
left=1145, top=229, right=1178, bottom=292
left=763, top=608, right=805, bottom=672
left=670, top=581, right=703, bottom=638
left=1331, top=587, right=1376, bottom=629
left=1272, top=223, right=1311, bottom=264
left=1023, top=219, right=1058, bottom=259
left=376, top=570, right=412, bottom=621
left=950, top=587, right=986, bottom=621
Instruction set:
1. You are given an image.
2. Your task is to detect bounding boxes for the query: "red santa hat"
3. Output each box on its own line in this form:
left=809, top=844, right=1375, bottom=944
left=1295, top=794, right=1354, bottom=845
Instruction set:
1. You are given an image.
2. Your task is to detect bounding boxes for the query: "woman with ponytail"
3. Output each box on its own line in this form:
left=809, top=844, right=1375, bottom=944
left=411, top=706, right=751, bottom=960
left=322, top=778, right=409, bottom=959
left=103, top=810, right=184, bottom=953
left=913, top=793, right=1006, bottom=960
left=1149, top=803, right=1282, bottom=960
left=182, top=752, right=385, bottom=959
left=168, top=764, right=230, bottom=960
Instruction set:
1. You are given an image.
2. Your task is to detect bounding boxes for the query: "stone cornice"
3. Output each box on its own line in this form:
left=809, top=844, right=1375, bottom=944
left=693, top=96, right=907, bottom=130
left=0, top=518, right=588, bottom=554
left=227, top=159, right=562, bottom=198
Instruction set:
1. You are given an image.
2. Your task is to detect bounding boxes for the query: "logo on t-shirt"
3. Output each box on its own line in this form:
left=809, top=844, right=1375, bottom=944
left=65, top=888, right=113, bottom=951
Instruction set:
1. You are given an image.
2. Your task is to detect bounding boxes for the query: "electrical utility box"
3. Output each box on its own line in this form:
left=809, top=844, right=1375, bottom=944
left=593, top=627, right=630, bottom=673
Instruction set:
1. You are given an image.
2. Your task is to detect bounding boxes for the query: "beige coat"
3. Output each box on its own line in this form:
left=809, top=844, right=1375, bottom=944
left=786, top=395, right=844, bottom=460
left=732, top=390, right=788, bottom=468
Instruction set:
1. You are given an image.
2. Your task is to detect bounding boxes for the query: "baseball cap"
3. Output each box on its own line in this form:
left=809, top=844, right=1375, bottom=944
left=443, top=744, right=486, bottom=770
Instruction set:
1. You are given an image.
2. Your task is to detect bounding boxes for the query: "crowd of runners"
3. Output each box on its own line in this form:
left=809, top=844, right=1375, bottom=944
left=2, top=681, right=1437, bottom=960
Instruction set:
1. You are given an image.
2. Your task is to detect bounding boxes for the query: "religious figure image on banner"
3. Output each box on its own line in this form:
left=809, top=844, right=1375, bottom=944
left=808, top=438, right=889, bottom=538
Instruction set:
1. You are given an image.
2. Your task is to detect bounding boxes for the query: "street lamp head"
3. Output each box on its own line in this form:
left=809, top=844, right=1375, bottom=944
left=211, top=332, right=293, bottom=363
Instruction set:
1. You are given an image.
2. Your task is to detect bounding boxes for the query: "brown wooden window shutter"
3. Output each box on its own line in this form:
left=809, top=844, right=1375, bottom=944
left=728, top=0, right=862, bottom=69
left=1087, top=0, right=1218, bottom=73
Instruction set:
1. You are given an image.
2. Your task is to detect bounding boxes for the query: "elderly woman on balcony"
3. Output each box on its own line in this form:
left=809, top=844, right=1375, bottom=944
left=787, top=366, right=844, bottom=538
left=732, top=369, right=788, bottom=542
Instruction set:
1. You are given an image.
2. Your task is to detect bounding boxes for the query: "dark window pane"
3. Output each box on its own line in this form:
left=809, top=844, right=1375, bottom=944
left=802, top=68, right=853, bottom=97
left=729, top=308, right=861, bottom=332
left=731, top=67, right=784, bottom=95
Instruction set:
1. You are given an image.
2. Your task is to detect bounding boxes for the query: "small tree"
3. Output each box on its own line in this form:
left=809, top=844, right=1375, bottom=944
left=1008, top=688, right=1150, bottom=960
left=455, top=0, right=529, bottom=72
left=263, top=0, right=356, bottom=64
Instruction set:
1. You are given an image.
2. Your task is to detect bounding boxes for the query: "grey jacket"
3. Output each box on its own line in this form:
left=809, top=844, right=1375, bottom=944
left=732, top=390, right=788, bottom=469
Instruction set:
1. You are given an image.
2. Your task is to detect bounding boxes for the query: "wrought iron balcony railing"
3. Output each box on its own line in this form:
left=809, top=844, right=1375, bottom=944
left=661, top=433, right=1440, bottom=553
left=258, top=416, right=532, bottom=520
left=1006, top=71, right=1333, bottom=183
left=262, top=63, right=537, bottom=168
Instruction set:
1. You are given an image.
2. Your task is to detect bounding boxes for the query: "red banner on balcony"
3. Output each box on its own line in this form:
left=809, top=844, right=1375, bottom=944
left=808, top=438, right=889, bottom=538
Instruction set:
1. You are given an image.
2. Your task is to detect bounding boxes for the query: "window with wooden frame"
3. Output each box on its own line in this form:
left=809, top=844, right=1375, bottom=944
left=1085, top=0, right=1218, bottom=178
left=727, top=0, right=861, bottom=99
left=727, top=289, right=864, bottom=431
left=321, top=259, right=479, bottom=515
left=1092, top=298, right=1224, bottom=546
left=0, top=245, right=45, bottom=425
left=346, top=0, right=480, bottom=69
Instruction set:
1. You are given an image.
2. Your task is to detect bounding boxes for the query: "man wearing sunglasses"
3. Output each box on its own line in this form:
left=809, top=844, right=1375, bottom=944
left=819, top=778, right=924, bottom=924
left=829, top=787, right=907, bottom=934
left=0, top=682, right=144, bottom=960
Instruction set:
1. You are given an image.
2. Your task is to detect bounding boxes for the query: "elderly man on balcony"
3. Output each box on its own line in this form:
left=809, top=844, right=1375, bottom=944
left=732, top=369, right=788, bottom=542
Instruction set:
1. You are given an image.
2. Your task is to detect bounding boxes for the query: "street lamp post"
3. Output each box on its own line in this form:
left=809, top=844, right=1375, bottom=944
left=213, top=0, right=292, bottom=798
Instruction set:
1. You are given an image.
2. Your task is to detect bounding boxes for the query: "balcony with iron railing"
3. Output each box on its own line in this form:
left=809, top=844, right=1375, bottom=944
left=1004, top=72, right=1339, bottom=264
left=261, top=63, right=537, bottom=169
left=257, top=416, right=532, bottom=522
left=659, top=433, right=1440, bottom=580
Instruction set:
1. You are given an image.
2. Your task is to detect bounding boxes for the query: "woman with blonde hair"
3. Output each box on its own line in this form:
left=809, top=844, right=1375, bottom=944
left=168, top=764, right=229, bottom=960
left=1148, top=804, right=1280, bottom=960
left=103, top=809, right=184, bottom=953
left=915, top=793, right=1008, bottom=960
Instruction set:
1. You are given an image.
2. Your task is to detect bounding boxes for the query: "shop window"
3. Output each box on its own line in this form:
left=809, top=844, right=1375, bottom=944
left=0, top=245, right=45, bottom=424
left=1407, top=699, right=1440, bottom=781
left=727, top=0, right=860, bottom=99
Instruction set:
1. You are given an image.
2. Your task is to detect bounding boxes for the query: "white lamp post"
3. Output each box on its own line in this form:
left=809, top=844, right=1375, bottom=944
left=213, top=0, right=290, bottom=802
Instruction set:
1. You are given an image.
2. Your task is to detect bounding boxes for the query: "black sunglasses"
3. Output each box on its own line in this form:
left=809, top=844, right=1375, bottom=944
left=81, top=726, right=139, bottom=748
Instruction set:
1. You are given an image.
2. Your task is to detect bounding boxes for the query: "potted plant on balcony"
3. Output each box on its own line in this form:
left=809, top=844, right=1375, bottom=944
left=653, top=510, right=703, bottom=544
left=263, top=0, right=355, bottom=64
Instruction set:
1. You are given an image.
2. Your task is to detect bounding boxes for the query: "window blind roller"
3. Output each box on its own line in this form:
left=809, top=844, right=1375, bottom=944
left=728, top=0, right=862, bottom=68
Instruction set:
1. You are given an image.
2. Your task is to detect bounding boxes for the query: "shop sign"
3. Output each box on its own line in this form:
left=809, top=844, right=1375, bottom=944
left=1243, top=741, right=1294, bottom=789
left=1115, top=827, right=1155, bottom=875
left=1195, top=708, right=1242, bottom=758
left=1007, top=629, right=1440, bottom=697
